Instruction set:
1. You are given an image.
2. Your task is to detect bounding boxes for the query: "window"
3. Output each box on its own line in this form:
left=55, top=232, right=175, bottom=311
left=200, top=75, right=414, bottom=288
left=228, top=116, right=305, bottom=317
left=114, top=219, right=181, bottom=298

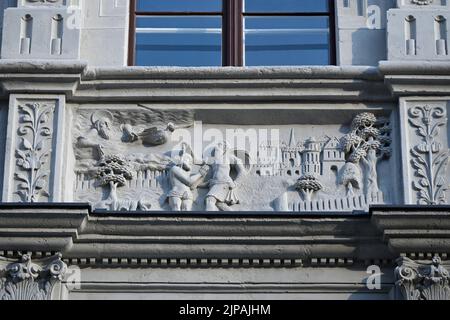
left=129, top=0, right=335, bottom=66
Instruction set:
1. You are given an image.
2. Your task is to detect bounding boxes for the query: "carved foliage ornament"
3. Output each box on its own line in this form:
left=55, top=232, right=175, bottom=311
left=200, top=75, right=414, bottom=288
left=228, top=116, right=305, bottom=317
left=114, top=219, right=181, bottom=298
left=395, top=256, right=450, bottom=300
left=14, top=102, right=54, bottom=202
left=409, top=105, right=449, bottom=205
left=0, top=254, right=67, bottom=300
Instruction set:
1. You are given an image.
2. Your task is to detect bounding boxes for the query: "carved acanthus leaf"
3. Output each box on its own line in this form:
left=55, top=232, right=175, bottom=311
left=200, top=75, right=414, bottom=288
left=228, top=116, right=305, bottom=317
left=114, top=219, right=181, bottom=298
left=394, top=256, right=450, bottom=300
left=409, top=105, right=449, bottom=205
left=0, top=253, right=67, bottom=300
left=14, top=102, right=54, bottom=202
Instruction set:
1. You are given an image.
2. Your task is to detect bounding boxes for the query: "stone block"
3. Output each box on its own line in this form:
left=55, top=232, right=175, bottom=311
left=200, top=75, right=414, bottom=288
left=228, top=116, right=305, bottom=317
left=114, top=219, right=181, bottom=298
left=387, top=8, right=450, bottom=60
left=1, top=7, right=81, bottom=59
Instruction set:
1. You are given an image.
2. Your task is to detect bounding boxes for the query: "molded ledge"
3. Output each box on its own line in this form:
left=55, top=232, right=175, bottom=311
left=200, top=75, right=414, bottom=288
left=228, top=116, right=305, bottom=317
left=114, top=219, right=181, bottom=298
left=371, top=205, right=450, bottom=254
left=379, top=60, right=450, bottom=96
left=0, top=204, right=448, bottom=266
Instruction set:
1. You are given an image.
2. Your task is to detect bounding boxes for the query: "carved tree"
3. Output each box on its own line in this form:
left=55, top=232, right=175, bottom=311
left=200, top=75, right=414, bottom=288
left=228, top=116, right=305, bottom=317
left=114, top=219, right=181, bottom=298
left=338, top=162, right=361, bottom=196
left=394, top=256, right=450, bottom=300
left=295, top=174, right=323, bottom=201
left=95, top=154, right=134, bottom=210
left=409, top=105, right=449, bottom=205
left=340, top=113, right=392, bottom=197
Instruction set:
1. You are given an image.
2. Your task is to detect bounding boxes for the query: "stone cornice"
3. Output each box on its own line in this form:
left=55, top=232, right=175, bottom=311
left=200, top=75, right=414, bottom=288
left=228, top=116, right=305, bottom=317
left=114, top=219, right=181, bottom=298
left=82, top=66, right=383, bottom=80
left=0, top=60, right=87, bottom=99
left=75, top=65, right=390, bottom=103
left=371, top=205, right=450, bottom=254
left=379, top=61, right=450, bottom=96
left=0, top=60, right=449, bottom=101
left=0, top=204, right=449, bottom=267
left=0, top=61, right=390, bottom=102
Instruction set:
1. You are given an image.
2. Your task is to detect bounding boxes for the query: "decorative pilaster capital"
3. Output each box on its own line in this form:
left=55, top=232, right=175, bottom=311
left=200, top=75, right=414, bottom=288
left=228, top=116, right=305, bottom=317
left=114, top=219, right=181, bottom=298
left=0, top=253, right=67, bottom=300
left=394, top=255, right=450, bottom=300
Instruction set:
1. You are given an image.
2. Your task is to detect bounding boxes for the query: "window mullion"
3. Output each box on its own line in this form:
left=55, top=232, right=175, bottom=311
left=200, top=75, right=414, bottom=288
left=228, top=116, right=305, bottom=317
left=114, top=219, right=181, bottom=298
left=223, top=0, right=243, bottom=66
left=128, top=0, right=137, bottom=66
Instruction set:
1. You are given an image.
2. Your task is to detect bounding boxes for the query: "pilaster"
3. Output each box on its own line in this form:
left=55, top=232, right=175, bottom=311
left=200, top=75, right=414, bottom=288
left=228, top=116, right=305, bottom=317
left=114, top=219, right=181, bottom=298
left=399, top=97, right=449, bottom=205
left=2, top=94, right=67, bottom=202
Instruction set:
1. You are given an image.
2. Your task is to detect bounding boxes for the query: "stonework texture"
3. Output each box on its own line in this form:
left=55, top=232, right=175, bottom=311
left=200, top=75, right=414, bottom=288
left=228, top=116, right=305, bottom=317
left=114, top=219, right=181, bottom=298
left=0, top=0, right=448, bottom=300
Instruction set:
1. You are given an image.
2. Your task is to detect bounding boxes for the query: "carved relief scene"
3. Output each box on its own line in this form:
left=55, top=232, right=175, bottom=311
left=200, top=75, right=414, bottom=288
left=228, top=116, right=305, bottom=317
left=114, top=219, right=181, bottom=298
left=71, top=105, right=398, bottom=213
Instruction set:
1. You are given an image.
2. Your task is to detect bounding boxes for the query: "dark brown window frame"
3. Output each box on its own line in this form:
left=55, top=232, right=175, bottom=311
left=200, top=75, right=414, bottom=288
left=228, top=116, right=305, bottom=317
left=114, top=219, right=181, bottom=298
left=128, top=0, right=336, bottom=67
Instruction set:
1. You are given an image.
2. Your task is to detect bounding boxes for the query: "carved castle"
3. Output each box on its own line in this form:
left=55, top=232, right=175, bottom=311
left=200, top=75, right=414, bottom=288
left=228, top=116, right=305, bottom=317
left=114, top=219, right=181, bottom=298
left=254, top=129, right=346, bottom=179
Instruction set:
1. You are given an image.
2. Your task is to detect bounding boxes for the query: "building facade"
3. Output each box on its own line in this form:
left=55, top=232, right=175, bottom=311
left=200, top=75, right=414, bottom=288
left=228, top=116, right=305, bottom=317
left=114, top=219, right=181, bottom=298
left=0, top=0, right=449, bottom=300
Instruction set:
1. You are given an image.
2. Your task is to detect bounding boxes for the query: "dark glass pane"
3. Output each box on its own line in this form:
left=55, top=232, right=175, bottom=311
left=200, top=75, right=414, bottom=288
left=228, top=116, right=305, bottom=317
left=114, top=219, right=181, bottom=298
left=244, top=0, right=329, bottom=13
left=136, top=0, right=221, bottom=12
left=244, top=17, right=330, bottom=66
left=136, top=16, right=222, bottom=66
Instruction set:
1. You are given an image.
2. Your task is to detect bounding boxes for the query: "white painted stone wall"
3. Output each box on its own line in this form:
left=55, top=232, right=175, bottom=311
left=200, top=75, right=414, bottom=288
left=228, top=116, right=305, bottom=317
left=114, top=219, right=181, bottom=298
left=3, top=0, right=444, bottom=67
left=387, top=1, right=450, bottom=61
left=336, top=0, right=395, bottom=65
left=80, top=0, right=129, bottom=67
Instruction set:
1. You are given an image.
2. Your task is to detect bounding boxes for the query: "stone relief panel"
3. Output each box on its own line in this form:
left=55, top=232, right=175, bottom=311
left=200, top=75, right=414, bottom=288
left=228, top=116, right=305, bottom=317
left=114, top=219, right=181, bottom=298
left=72, top=106, right=397, bottom=213
left=0, top=253, right=67, bottom=300
left=405, top=101, right=449, bottom=205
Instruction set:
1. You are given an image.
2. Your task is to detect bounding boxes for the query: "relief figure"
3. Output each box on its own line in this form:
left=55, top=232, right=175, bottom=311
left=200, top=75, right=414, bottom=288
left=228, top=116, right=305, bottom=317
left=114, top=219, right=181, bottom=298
left=167, top=144, right=209, bottom=211
left=204, top=142, right=246, bottom=211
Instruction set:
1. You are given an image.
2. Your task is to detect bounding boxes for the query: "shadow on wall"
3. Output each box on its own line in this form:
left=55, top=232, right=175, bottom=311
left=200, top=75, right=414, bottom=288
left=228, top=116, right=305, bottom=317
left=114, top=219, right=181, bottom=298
left=351, top=28, right=387, bottom=65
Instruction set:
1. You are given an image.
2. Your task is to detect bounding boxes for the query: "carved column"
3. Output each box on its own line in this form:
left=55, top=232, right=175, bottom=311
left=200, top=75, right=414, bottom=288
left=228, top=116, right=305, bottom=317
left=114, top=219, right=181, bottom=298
left=399, top=98, right=449, bottom=205
left=0, top=253, right=67, bottom=300
left=2, top=95, right=68, bottom=202
left=394, top=255, right=450, bottom=300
